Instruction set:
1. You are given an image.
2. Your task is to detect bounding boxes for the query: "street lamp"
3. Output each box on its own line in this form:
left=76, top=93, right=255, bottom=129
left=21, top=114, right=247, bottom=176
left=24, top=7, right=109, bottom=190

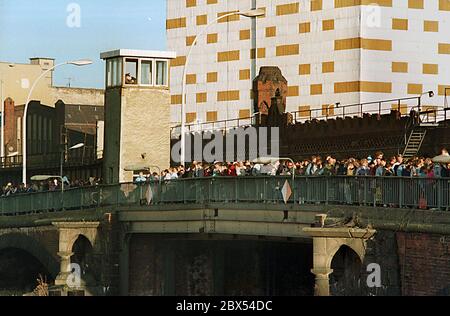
left=418, top=91, right=435, bottom=113
left=445, top=88, right=450, bottom=108
left=22, top=59, right=93, bottom=185
left=60, top=143, right=85, bottom=179
left=180, top=8, right=265, bottom=166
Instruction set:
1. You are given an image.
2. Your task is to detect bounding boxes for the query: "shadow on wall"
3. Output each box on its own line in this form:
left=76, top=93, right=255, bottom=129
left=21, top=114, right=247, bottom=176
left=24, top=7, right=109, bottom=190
left=128, top=234, right=315, bottom=296
left=329, top=245, right=363, bottom=296
left=0, top=233, right=59, bottom=296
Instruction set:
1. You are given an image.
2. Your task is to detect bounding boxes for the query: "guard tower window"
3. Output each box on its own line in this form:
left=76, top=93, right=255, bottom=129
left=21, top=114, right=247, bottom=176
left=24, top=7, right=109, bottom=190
left=114, top=58, right=122, bottom=86
left=140, top=60, right=153, bottom=85
left=125, top=59, right=138, bottom=85
left=156, top=60, right=168, bottom=86
left=104, top=54, right=171, bottom=88
left=106, top=59, right=113, bottom=87
left=106, top=58, right=122, bottom=87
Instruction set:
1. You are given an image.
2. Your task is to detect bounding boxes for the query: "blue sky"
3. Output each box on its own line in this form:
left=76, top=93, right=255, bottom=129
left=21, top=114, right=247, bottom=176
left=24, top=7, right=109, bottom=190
left=0, top=0, right=167, bottom=88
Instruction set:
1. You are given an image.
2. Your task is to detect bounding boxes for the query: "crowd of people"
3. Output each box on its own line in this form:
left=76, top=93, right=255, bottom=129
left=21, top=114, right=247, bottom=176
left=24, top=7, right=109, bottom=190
left=1, top=176, right=102, bottom=197
left=1, top=148, right=449, bottom=197
left=133, top=149, right=450, bottom=183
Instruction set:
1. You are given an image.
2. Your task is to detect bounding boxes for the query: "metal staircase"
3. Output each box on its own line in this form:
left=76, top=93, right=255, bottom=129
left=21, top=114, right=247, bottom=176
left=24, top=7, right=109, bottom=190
left=402, top=128, right=427, bottom=159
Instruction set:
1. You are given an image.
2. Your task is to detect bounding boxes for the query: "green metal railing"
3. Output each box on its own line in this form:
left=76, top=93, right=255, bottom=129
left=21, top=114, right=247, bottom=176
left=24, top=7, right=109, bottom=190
left=1, top=176, right=450, bottom=216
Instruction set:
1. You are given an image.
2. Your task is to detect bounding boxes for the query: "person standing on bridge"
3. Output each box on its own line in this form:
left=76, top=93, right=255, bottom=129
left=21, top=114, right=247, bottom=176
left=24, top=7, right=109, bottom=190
left=135, top=172, right=147, bottom=184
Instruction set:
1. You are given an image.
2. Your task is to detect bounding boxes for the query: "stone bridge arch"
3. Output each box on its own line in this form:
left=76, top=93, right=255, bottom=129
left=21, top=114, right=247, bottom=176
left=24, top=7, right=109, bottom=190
left=325, top=238, right=366, bottom=269
left=52, top=222, right=100, bottom=295
left=0, top=233, right=59, bottom=280
left=303, top=226, right=376, bottom=296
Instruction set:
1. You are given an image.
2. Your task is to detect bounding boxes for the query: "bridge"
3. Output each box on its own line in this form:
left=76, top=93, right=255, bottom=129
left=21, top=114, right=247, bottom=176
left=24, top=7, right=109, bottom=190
left=1, top=176, right=450, bottom=296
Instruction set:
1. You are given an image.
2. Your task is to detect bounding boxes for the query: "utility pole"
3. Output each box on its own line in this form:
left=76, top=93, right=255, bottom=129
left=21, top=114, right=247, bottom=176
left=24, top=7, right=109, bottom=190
left=65, top=77, right=74, bottom=87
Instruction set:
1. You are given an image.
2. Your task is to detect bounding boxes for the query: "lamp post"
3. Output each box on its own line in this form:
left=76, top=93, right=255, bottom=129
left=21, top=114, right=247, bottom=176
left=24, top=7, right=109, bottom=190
left=60, top=142, right=85, bottom=179
left=445, top=88, right=450, bottom=108
left=417, top=90, right=435, bottom=113
left=180, top=8, right=265, bottom=166
left=22, top=59, right=92, bottom=185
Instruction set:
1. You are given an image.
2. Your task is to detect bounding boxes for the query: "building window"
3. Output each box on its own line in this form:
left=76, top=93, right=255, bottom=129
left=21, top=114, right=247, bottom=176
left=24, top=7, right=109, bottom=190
left=156, top=60, right=168, bottom=86
left=141, top=60, right=153, bottom=85
left=106, top=59, right=113, bottom=87
left=115, top=58, right=122, bottom=86
left=107, top=57, right=169, bottom=88
left=125, top=59, right=138, bottom=85
left=107, top=58, right=122, bottom=87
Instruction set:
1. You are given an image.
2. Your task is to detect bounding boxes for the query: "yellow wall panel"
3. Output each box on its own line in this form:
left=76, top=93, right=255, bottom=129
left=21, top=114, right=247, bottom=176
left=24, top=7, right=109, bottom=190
left=166, top=17, right=186, bottom=29
left=266, top=26, right=276, bottom=37
left=299, top=22, right=311, bottom=33
left=186, top=0, right=196, bottom=8
left=207, top=72, right=218, bottom=83
left=276, top=44, right=300, bottom=56
left=424, top=20, right=439, bottom=32
left=408, top=83, right=423, bottom=94
left=311, top=0, right=323, bottom=11
left=197, top=15, right=207, bottom=25
left=408, top=0, right=424, bottom=9
left=207, top=33, right=218, bottom=44
left=299, top=64, right=311, bottom=75
left=217, top=50, right=240, bottom=62
left=423, top=64, right=438, bottom=75
left=322, top=62, right=335, bottom=73
left=276, top=3, right=299, bottom=16
left=186, top=74, right=197, bottom=84
left=439, top=43, right=450, bottom=54
left=392, top=18, right=408, bottom=30
left=440, top=0, right=450, bottom=10
left=310, top=84, right=322, bottom=95
left=217, top=90, right=240, bottom=101
left=196, top=92, right=207, bottom=103
left=392, top=62, right=408, bottom=73
left=239, top=69, right=251, bottom=80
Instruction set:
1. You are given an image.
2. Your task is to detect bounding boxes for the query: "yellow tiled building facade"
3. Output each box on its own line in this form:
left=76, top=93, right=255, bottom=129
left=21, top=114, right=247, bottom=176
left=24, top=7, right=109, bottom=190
left=167, top=0, right=450, bottom=124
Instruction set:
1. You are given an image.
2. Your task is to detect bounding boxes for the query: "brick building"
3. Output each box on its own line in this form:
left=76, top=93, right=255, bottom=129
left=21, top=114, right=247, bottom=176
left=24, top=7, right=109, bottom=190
left=0, top=98, right=104, bottom=183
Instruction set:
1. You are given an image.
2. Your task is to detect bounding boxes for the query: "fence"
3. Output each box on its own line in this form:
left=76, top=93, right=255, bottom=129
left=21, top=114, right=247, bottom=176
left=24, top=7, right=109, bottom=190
left=1, top=176, right=450, bottom=216
left=0, top=149, right=99, bottom=170
left=170, top=113, right=261, bottom=139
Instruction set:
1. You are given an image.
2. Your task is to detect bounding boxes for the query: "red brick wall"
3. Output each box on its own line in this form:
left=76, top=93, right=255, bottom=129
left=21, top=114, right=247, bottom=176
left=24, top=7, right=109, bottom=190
left=3, top=98, right=17, bottom=154
left=254, top=80, right=287, bottom=115
left=253, top=67, right=288, bottom=116
left=397, top=232, right=450, bottom=295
